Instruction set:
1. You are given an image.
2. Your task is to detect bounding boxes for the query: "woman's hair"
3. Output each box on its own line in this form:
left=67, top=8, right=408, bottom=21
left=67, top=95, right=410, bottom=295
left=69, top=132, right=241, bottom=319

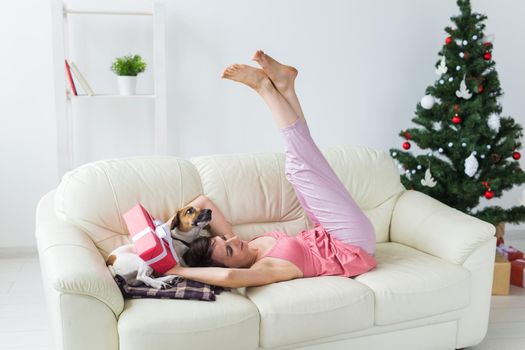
left=182, top=236, right=226, bottom=268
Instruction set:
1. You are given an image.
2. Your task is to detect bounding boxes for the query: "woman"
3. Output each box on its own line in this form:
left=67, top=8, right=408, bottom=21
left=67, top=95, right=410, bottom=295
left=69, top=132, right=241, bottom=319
left=165, top=50, right=377, bottom=288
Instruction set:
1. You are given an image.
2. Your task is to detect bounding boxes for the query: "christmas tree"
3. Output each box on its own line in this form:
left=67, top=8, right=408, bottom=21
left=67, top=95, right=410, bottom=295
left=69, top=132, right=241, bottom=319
left=389, top=0, right=525, bottom=228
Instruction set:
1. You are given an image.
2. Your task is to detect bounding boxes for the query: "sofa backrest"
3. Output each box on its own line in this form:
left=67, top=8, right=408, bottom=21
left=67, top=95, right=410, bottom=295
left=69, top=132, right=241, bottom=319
left=54, top=145, right=405, bottom=258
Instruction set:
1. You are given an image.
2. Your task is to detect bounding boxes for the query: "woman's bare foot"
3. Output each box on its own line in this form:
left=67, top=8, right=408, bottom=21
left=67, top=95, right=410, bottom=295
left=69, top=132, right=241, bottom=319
left=251, top=50, right=298, bottom=93
left=221, top=64, right=273, bottom=92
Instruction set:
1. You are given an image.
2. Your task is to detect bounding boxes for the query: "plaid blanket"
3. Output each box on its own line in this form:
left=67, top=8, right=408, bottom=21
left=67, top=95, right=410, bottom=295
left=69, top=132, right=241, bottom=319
left=114, top=275, right=229, bottom=301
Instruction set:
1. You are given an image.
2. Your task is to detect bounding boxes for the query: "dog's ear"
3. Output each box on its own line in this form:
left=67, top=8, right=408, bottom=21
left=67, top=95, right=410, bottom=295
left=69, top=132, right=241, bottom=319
left=170, top=212, right=180, bottom=230
left=106, top=254, right=117, bottom=266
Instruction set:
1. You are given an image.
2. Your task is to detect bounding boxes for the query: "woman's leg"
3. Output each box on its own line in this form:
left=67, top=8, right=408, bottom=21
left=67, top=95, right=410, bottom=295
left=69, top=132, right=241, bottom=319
left=221, top=63, right=376, bottom=256
left=251, top=50, right=306, bottom=125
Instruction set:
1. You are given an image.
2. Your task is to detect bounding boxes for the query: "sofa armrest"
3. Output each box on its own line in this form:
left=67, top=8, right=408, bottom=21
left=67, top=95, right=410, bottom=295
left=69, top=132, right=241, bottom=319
left=36, top=191, right=124, bottom=317
left=390, top=190, right=496, bottom=265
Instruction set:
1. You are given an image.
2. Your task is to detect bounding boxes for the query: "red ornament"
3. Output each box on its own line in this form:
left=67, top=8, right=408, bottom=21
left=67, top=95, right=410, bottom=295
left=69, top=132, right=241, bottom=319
left=478, top=85, right=484, bottom=93
left=513, top=151, right=521, bottom=160
left=482, top=181, right=493, bottom=199
left=483, top=42, right=492, bottom=47
left=445, top=36, right=452, bottom=44
left=452, top=114, right=462, bottom=124
left=403, top=141, right=411, bottom=150
left=453, top=104, right=459, bottom=111
left=484, top=52, right=492, bottom=60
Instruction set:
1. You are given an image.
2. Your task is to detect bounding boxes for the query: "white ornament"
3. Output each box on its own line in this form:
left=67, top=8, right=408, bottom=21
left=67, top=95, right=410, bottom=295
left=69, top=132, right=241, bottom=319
left=421, top=95, right=435, bottom=109
left=459, top=52, right=465, bottom=58
left=436, top=56, right=448, bottom=75
left=455, top=39, right=463, bottom=46
left=421, top=168, right=437, bottom=188
left=472, top=35, right=478, bottom=40
left=462, top=40, right=468, bottom=46
left=417, top=165, right=422, bottom=170
left=462, top=142, right=467, bottom=147
left=411, top=169, right=416, bottom=174
left=392, top=151, right=398, bottom=157
left=487, top=145, right=492, bottom=150
left=464, top=152, right=479, bottom=177
left=438, top=147, right=444, bottom=153
left=448, top=77, right=454, bottom=82
left=432, top=121, right=443, bottom=131
left=439, top=79, right=445, bottom=84
left=456, top=65, right=461, bottom=71
left=448, top=142, right=454, bottom=147
left=480, top=154, right=485, bottom=159
left=488, top=113, right=501, bottom=133
left=456, top=75, right=472, bottom=99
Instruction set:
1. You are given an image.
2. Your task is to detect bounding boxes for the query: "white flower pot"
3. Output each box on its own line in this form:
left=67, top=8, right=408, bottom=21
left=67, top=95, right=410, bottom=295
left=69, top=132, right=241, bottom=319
left=117, top=76, right=137, bottom=96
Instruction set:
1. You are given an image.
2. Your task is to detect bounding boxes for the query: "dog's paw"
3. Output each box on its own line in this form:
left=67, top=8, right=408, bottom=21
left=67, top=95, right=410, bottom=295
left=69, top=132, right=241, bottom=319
left=149, top=280, right=169, bottom=290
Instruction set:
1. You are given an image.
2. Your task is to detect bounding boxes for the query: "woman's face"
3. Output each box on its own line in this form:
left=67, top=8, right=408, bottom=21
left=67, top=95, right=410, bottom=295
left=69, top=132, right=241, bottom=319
left=210, top=235, right=254, bottom=268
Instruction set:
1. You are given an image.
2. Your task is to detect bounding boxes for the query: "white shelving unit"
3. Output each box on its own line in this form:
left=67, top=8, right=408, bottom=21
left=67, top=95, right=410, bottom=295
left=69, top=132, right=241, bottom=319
left=50, top=0, right=167, bottom=178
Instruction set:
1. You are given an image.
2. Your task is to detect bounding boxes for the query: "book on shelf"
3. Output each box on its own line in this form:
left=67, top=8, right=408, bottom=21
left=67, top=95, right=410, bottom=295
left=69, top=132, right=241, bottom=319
left=64, top=59, right=77, bottom=96
left=69, top=61, right=94, bottom=96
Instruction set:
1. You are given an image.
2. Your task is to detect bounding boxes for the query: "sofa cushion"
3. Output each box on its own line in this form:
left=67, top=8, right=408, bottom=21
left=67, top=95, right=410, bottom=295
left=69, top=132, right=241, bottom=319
left=190, top=146, right=405, bottom=244
left=355, top=242, right=471, bottom=326
left=117, top=291, right=259, bottom=350
left=54, top=157, right=203, bottom=257
left=244, top=276, right=374, bottom=348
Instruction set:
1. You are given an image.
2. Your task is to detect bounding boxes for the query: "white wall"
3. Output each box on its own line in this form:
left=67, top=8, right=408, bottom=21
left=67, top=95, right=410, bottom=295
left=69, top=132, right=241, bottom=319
left=1, top=0, right=524, bottom=249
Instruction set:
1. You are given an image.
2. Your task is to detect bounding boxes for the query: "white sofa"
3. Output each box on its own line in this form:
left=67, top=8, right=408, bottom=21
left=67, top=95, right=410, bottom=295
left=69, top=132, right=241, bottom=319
left=35, top=145, right=496, bottom=350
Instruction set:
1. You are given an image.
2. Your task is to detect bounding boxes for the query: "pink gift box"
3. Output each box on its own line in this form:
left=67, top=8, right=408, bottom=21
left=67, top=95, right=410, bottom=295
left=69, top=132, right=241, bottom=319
left=511, top=259, right=525, bottom=288
left=122, top=204, right=177, bottom=274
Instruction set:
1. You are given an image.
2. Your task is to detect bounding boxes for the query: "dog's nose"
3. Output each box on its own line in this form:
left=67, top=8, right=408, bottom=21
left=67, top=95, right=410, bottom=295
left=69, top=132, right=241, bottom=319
left=197, top=209, right=212, bottom=221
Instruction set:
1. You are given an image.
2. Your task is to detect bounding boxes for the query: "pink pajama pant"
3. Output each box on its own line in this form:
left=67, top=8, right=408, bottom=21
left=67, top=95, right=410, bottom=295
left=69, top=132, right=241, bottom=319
left=279, top=117, right=376, bottom=256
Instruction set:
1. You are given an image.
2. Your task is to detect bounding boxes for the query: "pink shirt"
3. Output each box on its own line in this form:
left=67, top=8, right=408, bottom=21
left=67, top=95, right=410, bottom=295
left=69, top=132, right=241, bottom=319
left=250, top=224, right=377, bottom=278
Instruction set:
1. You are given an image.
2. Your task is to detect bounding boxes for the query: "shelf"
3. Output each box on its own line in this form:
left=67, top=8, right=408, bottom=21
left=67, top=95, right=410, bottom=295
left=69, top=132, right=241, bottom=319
left=52, top=0, right=167, bottom=177
left=64, top=9, right=153, bottom=16
left=67, top=94, right=156, bottom=100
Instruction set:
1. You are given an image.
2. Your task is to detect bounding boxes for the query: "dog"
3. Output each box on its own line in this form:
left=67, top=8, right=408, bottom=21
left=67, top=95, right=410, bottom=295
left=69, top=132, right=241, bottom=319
left=106, top=204, right=212, bottom=289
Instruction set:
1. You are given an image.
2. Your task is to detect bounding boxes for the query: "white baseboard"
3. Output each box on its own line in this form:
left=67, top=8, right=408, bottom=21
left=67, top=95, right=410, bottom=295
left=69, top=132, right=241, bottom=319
left=0, top=246, right=38, bottom=258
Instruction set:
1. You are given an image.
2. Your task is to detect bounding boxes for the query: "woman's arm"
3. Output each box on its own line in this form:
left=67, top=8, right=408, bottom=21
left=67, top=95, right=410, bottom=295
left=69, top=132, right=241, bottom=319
left=165, top=264, right=295, bottom=289
left=186, top=195, right=234, bottom=238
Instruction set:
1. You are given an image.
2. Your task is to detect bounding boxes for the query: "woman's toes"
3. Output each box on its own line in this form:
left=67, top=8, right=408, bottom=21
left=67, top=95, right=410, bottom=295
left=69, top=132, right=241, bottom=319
left=251, top=50, right=264, bottom=62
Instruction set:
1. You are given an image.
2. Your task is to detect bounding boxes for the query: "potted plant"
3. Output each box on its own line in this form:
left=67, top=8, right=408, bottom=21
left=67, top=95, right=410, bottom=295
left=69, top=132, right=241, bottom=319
left=110, top=54, right=147, bottom=96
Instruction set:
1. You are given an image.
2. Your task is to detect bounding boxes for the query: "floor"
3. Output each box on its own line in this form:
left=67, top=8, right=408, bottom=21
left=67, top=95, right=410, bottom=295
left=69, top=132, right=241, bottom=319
left=1, top=237, right=524, bottom=350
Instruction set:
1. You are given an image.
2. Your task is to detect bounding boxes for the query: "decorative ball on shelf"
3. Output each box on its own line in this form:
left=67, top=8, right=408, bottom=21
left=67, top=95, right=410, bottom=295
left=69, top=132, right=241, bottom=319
left=513, top=151, right=521, bottom=160
left=484, top=190, right=494, bottom=199
left=402, top=141, right=411, bottom=150
left=483, top=52, right=492, bottom=60
left=452, top=114, right=462, bottom=124
left=421, top=95, right=435, bottom=109
left=445, top=36, right=452, bottom=44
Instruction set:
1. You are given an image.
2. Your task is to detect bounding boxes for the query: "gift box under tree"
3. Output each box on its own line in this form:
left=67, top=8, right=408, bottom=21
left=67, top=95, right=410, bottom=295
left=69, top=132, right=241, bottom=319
left=511, top=259, right=525, bottom=288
